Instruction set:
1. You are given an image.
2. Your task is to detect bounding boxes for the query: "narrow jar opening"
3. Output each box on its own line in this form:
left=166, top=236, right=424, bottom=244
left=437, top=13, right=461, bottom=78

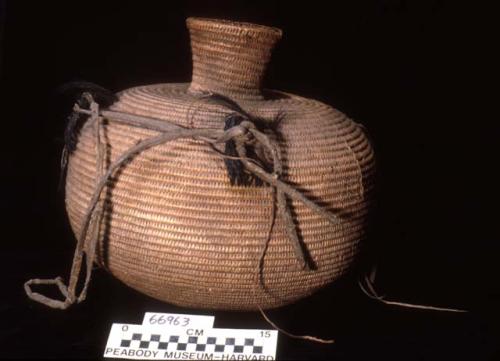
left=186, top=17, right=282, bottom=100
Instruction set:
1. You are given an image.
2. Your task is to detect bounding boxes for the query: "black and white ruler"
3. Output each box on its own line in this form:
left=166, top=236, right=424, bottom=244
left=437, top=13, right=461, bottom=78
left=104, top=313, right=278, bottom=360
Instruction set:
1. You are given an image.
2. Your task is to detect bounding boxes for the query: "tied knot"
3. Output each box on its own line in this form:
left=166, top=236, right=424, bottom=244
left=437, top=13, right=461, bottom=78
left=25, top=87, right=468, bottom=338
left=217, top=121, right=255, bottom=144
left=25, top=93, right=342, bottom=310
left=220, top=114, right=271, bottom=187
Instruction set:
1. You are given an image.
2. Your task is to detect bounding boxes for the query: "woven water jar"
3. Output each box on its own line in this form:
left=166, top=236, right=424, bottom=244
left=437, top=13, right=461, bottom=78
left=65, top=17, right=376, bottom=310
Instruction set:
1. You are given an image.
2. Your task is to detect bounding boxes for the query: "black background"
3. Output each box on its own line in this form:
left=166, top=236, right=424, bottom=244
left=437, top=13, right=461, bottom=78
left=0, top=1, right=498, bottom=360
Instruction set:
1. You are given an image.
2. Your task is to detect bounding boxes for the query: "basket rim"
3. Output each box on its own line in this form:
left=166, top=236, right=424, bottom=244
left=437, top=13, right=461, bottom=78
left=186, top=17, right=283, bottom=40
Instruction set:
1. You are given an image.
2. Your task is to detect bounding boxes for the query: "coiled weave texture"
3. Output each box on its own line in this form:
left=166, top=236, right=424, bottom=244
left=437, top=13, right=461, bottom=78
left=65, top=83, right=376, bottom=310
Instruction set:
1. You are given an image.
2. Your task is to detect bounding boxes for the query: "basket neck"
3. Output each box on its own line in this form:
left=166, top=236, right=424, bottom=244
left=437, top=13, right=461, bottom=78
left=186, top=17, right=282, bottom=101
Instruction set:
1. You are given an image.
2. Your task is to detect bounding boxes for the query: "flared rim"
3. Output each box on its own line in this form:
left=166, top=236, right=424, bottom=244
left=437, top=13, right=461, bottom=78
left=186, top=17, right=283, bottom=40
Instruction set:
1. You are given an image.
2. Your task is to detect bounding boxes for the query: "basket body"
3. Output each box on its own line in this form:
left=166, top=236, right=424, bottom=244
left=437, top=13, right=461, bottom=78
left=65, top=18, right=376, bottom=310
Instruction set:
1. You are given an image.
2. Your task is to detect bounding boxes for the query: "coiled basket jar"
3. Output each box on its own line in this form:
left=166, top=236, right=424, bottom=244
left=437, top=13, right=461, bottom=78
left=65, top=17, right=376, bottom=310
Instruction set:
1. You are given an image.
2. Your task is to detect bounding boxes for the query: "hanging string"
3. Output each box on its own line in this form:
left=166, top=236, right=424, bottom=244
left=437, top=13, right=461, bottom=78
left=25, top=92, right=466, bottom=338
left=248, top=134, right=335, bottom=343
left=358, top=266, right=467, bottom=313
left=24, top=93, right=339, bottom=310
